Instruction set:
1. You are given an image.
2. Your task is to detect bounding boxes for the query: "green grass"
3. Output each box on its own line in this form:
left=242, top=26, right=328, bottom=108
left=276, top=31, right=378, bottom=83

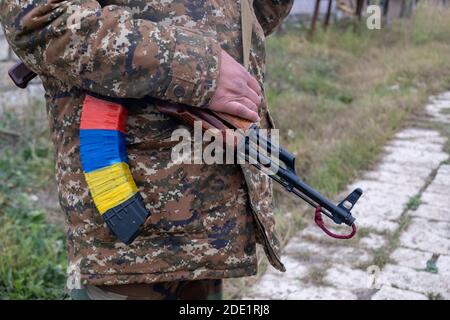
left=0, top=106, right=67, bottom=299
left=427, top=292, right=444, bottom=300
left=406, top=195, right=422, bottom=211
left=440, top=108, right=450, bottom=115
left=302, top=266, right=330, bottom=287
left=370, top=214, right=412, bottom=270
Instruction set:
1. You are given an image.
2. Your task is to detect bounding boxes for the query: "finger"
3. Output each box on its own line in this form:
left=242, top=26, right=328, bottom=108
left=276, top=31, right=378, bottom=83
left=247, top=75, right=262, bottom=96
left=226, top=101, right=260, bottom=122
left=244, top=87, right=262, bottom=107
left=236, top=96, right=258, bottom=113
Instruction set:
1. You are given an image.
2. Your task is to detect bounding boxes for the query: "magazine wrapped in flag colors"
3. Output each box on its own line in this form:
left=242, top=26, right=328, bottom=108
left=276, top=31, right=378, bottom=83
left=84, top=162, right=138, bottom=214
left=79, top=96, right=150, bottom=244
left=80, top=95, right=128, bottom=132
left=79, top=130, right=128, bottom=172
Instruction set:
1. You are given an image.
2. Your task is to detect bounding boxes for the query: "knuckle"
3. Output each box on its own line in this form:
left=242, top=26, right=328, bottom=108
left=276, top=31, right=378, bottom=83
left=233, top=79, right=246, bottom=89
left=236, top=95, right=247, bottom=104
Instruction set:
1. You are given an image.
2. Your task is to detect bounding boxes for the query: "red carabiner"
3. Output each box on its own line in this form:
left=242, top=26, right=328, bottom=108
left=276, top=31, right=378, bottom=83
left=314, top=206, right=356, bottom=239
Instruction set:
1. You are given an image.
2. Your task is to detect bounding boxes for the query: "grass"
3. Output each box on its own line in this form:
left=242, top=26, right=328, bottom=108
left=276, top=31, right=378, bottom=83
left=302, top=266, right=330, bottom=287
left=0, top=105, right=67, bottom=299
left=369, top=213, right=412, bottom=270
left=406, top=195, right=422, bottom=211
left=427, top=292, right=444, bottom=300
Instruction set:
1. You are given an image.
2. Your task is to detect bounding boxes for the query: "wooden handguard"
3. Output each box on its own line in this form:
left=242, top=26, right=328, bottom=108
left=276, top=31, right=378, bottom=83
left=156, top=103, right=255, bottom=149
left=156, top=104, right=254, bottom=135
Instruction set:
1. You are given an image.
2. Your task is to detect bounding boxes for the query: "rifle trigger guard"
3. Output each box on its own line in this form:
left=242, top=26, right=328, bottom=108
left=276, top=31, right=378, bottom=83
left=314, top=206, right=357, bottom=240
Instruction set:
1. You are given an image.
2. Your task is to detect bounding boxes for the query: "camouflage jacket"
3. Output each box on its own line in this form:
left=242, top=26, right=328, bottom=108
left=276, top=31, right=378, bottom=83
left=0, top=0, right=292, bottom=285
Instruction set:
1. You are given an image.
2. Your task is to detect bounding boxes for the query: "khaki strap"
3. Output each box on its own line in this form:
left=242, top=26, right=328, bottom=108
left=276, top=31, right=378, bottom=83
left=241, top=0, right=253, bottom=69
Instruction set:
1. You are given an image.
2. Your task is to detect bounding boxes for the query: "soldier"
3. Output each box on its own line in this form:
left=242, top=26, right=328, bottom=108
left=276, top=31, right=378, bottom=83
left=0, top=0, right=293, bottom=299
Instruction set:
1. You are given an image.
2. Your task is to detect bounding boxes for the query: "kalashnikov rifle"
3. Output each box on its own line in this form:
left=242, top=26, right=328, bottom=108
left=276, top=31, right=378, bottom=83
left=8, top=62, right=363, bottom=244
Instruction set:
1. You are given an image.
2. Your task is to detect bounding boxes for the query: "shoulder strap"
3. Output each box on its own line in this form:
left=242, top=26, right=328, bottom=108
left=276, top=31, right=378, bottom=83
left=241, top=0, right=253, bottom=70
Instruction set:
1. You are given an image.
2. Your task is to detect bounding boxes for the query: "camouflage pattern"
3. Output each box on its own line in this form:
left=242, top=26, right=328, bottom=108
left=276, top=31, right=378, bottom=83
left=72, top=280, right=223, bottom=300
left=0, top=0, right=292, bottom=286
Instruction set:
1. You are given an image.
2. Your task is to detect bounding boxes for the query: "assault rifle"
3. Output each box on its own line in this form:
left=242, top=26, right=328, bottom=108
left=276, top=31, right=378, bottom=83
left=9, top=62, right=363, bottom=240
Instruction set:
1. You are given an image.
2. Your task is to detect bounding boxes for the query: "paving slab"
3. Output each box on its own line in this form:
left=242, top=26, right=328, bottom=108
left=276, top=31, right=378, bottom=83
left=248, top=284, right=357, bottom=300
left=426, top=103, right=450, bottom=124
left=390, top=247, right=450, bottom=280
left=394, top=128, right=444, bottom=141
left=372, top=285, right=428, bottom=300
left=282, top=286, right=357, bottom=300
left=359, top=233, right=388, bottom=250
left=379, top=264, right=449, bottom=299
left=399, top=218, right=450, bottom=255
left=410, top=204, right=450, bottom=222
left=324, top=265, right=371, bottom=291
left=381, top=150, right=448, bottom=169
left=386, top=140, right=445, bottom=152
left=283, top=237, right=372, bottom=266
left=420, top=192, right=450, bottom=207
left=374, top=162, right=433, bottom=177
left=363, top=170, right=426, bottom=188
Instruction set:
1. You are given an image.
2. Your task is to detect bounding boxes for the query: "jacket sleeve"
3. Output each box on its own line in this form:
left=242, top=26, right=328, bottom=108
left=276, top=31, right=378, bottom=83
left=253, top=0, right=294, bottom=36
left=0, top=0, right=220, bottom=106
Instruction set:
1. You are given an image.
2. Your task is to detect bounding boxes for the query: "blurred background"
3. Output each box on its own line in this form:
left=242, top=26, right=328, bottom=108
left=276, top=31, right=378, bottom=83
left=1, top=0, right=449, bottom=299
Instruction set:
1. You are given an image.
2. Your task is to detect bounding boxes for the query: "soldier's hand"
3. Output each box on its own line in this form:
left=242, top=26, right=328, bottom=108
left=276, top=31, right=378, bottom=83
left=208, top=50, right=262, bottom=122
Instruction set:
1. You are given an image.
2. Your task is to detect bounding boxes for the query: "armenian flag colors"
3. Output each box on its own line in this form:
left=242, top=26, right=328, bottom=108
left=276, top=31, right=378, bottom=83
left=83, top=162, right=138, bottom=214
left=79, top=95, right=150, bottom=244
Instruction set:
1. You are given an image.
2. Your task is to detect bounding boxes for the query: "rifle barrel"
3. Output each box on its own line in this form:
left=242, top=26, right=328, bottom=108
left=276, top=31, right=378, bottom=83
left=243, top=132, right=355, bottom=226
